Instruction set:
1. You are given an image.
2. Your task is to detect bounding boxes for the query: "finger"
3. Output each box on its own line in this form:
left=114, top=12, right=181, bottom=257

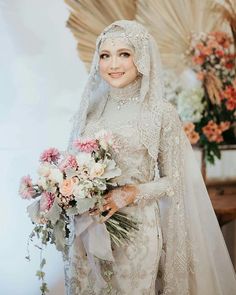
left=89, top=208, right=100, bottom=216
left=100, top=208, right=116, bottom=223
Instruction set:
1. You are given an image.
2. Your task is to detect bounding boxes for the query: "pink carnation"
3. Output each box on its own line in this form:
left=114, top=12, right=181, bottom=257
left=59, top=155, right=78, bottom=171
left=19, top=175, right=35, bottom=199
left=40, top=148, right=60, bottom=163
left=40, top=192, right=55, bottom=211
left=73, top=139, right=99, bottom=153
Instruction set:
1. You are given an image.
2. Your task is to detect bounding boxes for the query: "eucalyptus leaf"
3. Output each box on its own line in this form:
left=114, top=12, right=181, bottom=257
left=53, top=219, right=66, bottom=252
left=65, top=168, right=78, bottom=178
left=27, top=200, right=41, bottom=223
left=44, top=200, right=62, bottom=225
left=101, top=160, right=122, bottom=179
left=76, top=198, right=96, bottom=214
left=66, top=206, right=79, bottom=216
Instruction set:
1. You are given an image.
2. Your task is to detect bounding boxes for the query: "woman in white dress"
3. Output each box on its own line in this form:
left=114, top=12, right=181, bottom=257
left=64, top=20, right=236, bottom=295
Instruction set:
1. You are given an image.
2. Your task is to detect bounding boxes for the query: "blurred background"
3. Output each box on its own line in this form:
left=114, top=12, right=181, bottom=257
left=0, top=0, right=235, bottom=294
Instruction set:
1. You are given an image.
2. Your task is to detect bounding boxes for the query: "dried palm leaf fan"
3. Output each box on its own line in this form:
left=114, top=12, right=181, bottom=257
left=213, top=0, right=236, bottom=48
left=136, top=0, right=223, bottom=73
left=64, top=0, right=136, bottom=70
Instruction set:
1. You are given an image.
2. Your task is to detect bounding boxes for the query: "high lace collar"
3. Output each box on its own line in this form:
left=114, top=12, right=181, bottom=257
left=108, top=77, right=141, bottom=110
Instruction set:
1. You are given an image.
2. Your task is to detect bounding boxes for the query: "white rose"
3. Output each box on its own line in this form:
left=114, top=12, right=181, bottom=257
left=37, top=164, right=51, bottom=177
left=90, top=163, right=105, bottom=179
left=48, top=168, right=63, bottom=184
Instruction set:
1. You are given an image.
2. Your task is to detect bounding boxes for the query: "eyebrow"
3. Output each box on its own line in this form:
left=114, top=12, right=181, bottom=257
left=99, top=48, right=133, bottom=54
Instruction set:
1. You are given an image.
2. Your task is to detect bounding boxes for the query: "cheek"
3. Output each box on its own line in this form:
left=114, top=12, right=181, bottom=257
left=125, top=61, right=138, bottom=78
left=99, top=60, right=108, bottom=77
left=124, top=59, right=137, bottom=73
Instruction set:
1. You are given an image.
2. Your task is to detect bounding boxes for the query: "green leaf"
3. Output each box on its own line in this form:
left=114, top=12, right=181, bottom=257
left=40, top=258, right=46, bottom=269
left=27, top=200, right=41, bottom=223
left=53, top=219, right=66, bottom=252
left=36, top=270, right=45, bottom=280
left=66, top=206, right=79, bottom=216
left=101, top=159, right=122, bottom=179
left=44, top=200, right=62, bottom=225
left=76, top=198, right=96, bottom=214
left=40, top=282, right=49, bottom=294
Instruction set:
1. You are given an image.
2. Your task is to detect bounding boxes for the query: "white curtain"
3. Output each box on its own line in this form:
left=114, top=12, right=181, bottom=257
left=0, top=1, right=87, bottom=294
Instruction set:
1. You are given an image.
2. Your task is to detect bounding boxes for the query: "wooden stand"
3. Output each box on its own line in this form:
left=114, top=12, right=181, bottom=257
left=201, top=145, right=236, bottom=227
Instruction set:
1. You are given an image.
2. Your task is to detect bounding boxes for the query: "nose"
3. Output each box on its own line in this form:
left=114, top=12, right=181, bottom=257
left=110, top=56, right=119, bottom=70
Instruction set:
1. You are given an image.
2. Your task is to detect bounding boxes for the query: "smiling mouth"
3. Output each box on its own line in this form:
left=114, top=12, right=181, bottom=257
left=109, top=72, right=125, bottom=78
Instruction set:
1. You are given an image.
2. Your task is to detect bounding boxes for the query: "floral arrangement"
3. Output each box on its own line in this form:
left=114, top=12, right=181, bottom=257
left=179, top=30, right=236, bottom=163
left=19, top=130, right=138, bottom=294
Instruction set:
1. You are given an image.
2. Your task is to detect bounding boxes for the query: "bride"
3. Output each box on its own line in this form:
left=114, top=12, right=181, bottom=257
left=64, top=20, right=236, bottom=295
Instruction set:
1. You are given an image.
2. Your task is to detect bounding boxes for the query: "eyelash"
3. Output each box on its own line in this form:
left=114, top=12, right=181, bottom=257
left=99, top=52, right=131, bottom=59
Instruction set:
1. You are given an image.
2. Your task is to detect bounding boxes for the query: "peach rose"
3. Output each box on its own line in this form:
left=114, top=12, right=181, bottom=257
left=60, top=178, right=76, bottom=196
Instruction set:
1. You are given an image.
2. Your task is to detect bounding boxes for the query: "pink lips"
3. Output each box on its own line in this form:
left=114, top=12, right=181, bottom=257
left=109, top=72, right=124, bottom=78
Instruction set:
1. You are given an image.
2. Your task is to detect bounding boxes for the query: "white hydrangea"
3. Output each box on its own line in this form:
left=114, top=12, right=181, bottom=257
left=163, top=69, right=183, bottom=105
left=177, top=87, right=205, bottom=122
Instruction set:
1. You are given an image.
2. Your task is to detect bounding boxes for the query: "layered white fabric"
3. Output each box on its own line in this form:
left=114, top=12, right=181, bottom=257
left=64, top=20, right=236, bottom=294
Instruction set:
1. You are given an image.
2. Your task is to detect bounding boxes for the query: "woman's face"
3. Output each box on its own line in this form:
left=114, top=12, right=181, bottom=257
left=99, top=38, right=138, bottom=88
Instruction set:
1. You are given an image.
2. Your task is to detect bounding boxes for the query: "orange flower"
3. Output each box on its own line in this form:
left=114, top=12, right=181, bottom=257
left=202, top=120, right=225, bottom=143
left=201, top=46, right=212, bottom=55
left=226, top=98, right=236, bottom=111
left=196, top=43, right=204, bottom=51
left=219, top=121, right=230, bottom=132
left=192, top=55, right=205, bottom=65
left=183, top=122, right=199, bottom=145
left=183, top=122, right=195, bottom=134
left=188, top=131, right=200, bottom=144
left=207, top=40, right=219, bottom=49
left=197, top=71, right=205, bottom=81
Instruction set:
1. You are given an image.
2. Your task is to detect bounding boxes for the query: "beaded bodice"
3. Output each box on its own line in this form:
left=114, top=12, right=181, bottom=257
left=82, top=81, right=155, bottom=186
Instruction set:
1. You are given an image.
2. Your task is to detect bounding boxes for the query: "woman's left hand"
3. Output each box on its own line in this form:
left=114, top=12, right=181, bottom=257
left=89, top=185, right=138, bottom=223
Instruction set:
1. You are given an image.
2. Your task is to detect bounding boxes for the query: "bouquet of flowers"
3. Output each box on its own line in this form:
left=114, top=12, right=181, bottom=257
left=19, top=129, right=139, bottom=294
left=180, top=31, right=236, bottom=163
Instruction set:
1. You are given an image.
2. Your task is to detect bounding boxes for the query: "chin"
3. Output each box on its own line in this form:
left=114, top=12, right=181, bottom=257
left=107, top=77, right=133, bottom=88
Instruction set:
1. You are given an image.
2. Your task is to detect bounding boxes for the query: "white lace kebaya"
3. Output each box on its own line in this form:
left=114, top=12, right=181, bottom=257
left=66, top=20, right=236, bottom=295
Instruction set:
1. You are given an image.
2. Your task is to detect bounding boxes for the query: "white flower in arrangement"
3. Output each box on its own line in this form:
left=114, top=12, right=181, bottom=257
left=37, top=163, right=51, bottom=177
left=177, top=87, right=205, bottom=122
left=90, top=162, right=105, bottom=179
left=76, top=152, right=93, bottom=167
left=95, top=129, right=114, bottom=150
left=162, top=69, right=182, bottom=105
left=48, top=168, right=63, bottom=184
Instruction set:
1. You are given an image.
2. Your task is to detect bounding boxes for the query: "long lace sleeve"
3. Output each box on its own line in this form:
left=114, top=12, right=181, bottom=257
left=134, top=102, right=182, bottom=204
